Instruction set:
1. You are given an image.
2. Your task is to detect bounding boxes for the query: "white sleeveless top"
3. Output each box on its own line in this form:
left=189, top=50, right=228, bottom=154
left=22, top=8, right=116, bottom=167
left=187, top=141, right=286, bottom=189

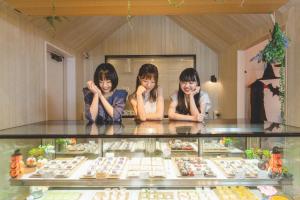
left=143, top=92, right=157, bottom=114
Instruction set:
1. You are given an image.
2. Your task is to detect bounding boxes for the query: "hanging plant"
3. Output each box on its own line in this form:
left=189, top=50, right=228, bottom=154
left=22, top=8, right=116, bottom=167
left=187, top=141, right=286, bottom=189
left=251, top=22, right=289, bottom=64
left=251, top=22, right=289, bottom=124
left=45, top=0, right=68, bottom=31
left=168, top=0, right=185, bottom=8
left=127, top=0, right=133, bottom=29
left=240, top=0, right=245, bottom=7
left=263, top=23, right=288, bottom=64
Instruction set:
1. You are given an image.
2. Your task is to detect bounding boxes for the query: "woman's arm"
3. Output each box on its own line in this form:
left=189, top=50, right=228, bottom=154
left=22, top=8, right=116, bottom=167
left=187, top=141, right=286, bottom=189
left=129, top=96, right=138, bottom=117
left=110, top=91, right=128, bottom=121
left=89, top=94, right=100, bottom=121
left=98, top=90, right=128, bottom=121
left=136, top=92, right=147, bottom=121
left=143, top=87, right=164, bottom=121
left=168, top=100, right=198, bottom=121
left=189, top=86, right=201, bottom=117
left=189, top=87, right=206, bottom=122
left=98, top=93, right=114, bottom=118
left=84, top=81, right=100, bottom=122
left=130, top=87, right=164, bottom=121
left=130, top=86, right=147, bottom=121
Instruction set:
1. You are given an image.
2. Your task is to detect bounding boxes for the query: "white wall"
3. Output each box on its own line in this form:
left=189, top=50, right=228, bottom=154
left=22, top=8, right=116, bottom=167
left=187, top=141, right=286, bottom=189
left=244, top=40, right=271, bottom=85
left=238, top=40, right=282, bottom=121
left=237, top=50, right=246, bottom=119
left=237, top=40, right=266, bottom=119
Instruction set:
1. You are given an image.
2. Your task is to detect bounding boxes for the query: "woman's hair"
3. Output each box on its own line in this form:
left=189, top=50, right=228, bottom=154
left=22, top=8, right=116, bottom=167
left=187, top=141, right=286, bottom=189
left=135, top=63, right=159, bottom=102
left=94, top=63, right=118, bottom=91
left=176, top=68, right=201, bottom=114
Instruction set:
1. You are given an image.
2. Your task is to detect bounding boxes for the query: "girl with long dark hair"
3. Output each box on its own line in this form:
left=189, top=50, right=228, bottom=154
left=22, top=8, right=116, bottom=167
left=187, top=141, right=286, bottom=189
left=129, top=64, right=164, bottom=121
left=168, top=68, right=211, bottom=122
left=83, top=63, right=128, bottom=123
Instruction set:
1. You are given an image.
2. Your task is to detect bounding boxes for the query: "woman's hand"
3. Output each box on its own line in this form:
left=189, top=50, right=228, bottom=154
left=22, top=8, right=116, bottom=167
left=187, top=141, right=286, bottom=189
left=87, top=81, right=101, bottom=96
left=136, top=85, right=147, bottom=96
left=192, top=113, right=204, bottom=122
left=190, top=86, right=201, bottom=97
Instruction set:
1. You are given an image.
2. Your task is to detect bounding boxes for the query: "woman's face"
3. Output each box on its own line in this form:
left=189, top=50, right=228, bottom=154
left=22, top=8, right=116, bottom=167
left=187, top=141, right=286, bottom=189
left=99, top=79, right=112, bottom=94
left=180, top=81, right=198, bottom=95
left=139, top=76, right=156, bottom=91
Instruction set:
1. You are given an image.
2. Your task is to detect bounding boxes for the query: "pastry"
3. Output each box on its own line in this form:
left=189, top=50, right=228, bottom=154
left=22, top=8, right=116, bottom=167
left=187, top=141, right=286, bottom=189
left=269, top=195, right=289, bottom=200
left=29, top=157, right=86, bottom=179
left=40, top=191, right=81, bottom=200
left=127, top=157, right=166, bottom=179
left=26, top=157, right=37, bottom=168
left=169, top=139, right=197, bottom=151
left=94, top=189, right=129, bottom=200
left=138, top=189, right=174, bottom=200
left=174, top=157, right=215, bottom=177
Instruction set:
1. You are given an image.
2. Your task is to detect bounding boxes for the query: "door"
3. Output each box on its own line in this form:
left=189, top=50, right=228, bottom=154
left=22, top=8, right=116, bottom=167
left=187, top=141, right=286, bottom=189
left=46, top=51, right=65, bottom=120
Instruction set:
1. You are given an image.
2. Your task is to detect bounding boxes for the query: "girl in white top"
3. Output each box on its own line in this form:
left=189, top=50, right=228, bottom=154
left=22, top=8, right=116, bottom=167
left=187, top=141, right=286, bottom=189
left=129, top=64, right=164, bottom=121
left=168, top=68, right=211, bottom=122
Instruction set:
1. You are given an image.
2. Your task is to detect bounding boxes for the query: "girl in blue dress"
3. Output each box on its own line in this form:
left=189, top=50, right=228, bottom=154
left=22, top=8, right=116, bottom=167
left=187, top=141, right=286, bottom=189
left=83, top=63, right=128, bottom=123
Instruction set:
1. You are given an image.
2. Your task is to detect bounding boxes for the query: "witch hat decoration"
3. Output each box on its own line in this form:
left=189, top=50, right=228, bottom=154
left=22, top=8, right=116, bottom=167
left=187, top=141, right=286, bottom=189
left=259, top=63, right=280, bottom=80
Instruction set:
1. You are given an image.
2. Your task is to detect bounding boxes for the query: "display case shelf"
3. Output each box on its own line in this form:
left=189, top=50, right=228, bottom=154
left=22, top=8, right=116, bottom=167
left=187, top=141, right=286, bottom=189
left=11, top=177, right=292, bottom=188
left=10, top=159, right=293, bottom=188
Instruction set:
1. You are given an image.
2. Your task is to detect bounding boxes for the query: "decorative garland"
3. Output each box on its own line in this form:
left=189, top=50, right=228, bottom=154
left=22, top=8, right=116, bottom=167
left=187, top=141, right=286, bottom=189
left=45, top=0, right=68, bottom=31
left=127, top=0, right=133, bottom=29
left=168, top=0, right=185, bottom=8
left=279, top=58, right=286, bottom=124
left=251, top=22, right=289, bottom=124
left=240, top=0, right=245, bottom=7
left=45, top=0, right=57, bottom=30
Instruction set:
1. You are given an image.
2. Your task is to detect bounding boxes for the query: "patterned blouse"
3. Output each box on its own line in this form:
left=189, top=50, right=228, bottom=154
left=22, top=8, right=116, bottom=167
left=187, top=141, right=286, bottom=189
left=83, top=88, right=128, bottom=123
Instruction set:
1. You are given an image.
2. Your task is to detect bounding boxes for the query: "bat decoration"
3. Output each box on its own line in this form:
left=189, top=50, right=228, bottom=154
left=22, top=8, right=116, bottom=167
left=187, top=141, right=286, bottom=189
left=267, top=84, right=280, bottom=96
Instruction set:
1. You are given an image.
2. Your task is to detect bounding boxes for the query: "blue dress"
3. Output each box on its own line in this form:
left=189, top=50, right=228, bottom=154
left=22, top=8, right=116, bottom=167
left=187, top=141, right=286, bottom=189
left=83, top=88, right=128, bottom=123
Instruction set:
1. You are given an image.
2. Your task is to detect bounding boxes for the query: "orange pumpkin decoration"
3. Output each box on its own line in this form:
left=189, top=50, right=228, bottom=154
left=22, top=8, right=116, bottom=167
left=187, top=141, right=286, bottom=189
left=10, top=149, right=24, bottom=179
left=268, top=146, right=283, bottom=176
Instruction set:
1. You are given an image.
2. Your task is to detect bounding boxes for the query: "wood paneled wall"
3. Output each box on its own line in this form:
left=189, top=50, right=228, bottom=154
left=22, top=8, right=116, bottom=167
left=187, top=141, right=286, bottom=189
left=0, top=5, right=45, bottom=129
left=83, top=16, right=219, bottom=119
left=218, top=47, right=238, bottom=119
left=286, top=1, right=300, bottom=127
left=0, top=3, right=78, bottom=129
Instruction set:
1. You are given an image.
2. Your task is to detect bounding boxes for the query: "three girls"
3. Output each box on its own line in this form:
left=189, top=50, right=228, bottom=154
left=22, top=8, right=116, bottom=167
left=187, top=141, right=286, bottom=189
left=84, top=63, right=211, bottom=123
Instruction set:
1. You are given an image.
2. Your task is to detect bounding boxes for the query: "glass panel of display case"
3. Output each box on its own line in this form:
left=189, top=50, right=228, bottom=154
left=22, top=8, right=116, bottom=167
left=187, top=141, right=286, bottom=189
left=1, top=120, right=300, bottom=199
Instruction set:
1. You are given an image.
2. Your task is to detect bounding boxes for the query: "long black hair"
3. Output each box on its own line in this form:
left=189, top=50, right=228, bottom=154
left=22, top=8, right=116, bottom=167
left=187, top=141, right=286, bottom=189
left=176, top=68, right=201, bottom=114
left=93, top=63, right=118, bottom=92
left=134, top=64, right=159, bottom=102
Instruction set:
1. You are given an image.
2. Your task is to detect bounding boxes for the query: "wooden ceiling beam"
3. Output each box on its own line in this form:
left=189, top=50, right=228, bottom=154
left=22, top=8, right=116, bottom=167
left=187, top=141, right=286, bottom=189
left=5, top=0, right=288, bottom=16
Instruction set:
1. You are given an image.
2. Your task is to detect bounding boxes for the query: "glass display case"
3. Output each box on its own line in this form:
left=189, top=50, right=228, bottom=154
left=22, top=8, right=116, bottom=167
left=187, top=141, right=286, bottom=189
left=0, top=119, right=300, bottom=200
